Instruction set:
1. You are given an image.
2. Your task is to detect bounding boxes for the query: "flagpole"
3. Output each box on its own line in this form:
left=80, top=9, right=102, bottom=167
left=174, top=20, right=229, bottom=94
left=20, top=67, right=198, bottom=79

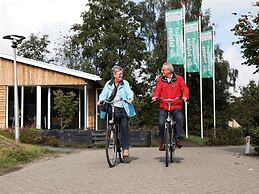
left=182, top=1, right=188, bottom=138
left=199, top=13, right=204, bottom=138
left=212, top=23, right=216, bottom=134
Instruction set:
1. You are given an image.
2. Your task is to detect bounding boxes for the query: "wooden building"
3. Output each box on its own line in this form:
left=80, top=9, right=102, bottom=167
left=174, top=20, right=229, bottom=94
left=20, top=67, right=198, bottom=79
left=0, top=52, right=104, bottom=130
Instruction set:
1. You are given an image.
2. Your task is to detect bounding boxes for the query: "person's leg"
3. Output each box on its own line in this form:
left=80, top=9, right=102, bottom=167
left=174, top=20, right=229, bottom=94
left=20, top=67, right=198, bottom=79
left=159, top=109, right=167, bottom=141
left=173, top=108, right=184, bottom=138
left=118, top=108, right=130, bottom=153
left=159, top=109, right=167, bottom=151
left=173, top=108, right=184, bottom=148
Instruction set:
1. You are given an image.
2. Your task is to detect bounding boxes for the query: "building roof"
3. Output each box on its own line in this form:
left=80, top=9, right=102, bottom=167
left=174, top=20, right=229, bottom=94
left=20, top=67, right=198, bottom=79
left=0, top=52, right=101, bottom=81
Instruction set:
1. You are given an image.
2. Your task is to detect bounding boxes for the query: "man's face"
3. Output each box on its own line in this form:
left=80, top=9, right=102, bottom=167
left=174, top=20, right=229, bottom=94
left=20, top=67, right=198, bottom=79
left=161, top=65, right=171, bottom=77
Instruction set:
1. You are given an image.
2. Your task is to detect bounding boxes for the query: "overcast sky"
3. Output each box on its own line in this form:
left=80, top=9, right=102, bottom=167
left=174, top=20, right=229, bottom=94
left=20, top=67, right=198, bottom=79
left=0, top=0, right=258, bottom=91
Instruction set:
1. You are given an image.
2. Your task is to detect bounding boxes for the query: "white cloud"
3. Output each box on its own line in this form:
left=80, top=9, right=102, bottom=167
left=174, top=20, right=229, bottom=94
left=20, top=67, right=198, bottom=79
left=0, top=0, right=87, bottom=54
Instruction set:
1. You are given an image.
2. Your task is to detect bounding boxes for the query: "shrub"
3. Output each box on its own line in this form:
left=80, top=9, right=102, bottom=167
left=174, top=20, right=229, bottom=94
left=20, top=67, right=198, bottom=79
left=0, top=128, right=59, bottom=147
left=206, top=127, right=244, bottom=145
left=250, top=126, right=259, bottom=154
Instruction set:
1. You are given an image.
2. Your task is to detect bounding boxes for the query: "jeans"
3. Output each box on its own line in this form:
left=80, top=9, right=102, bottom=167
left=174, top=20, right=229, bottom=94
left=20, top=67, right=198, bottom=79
left=108, top=106, right=129, bottom=150
left=159, top=108, right=184, bottom=141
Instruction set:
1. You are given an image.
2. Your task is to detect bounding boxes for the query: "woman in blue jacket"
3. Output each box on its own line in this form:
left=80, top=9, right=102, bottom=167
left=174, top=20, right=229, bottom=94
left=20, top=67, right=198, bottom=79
left=98, top=66, right=136, bottom=157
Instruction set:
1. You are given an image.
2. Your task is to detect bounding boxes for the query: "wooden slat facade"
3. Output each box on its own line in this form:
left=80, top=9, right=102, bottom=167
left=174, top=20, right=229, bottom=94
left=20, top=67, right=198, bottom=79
left=0, top=58, right=87, bottom=86
left=0, top=86, right=6, bottom=128
left=0, top=57, right=101, bottom=130
left=88, top=89, right=96, bottom=128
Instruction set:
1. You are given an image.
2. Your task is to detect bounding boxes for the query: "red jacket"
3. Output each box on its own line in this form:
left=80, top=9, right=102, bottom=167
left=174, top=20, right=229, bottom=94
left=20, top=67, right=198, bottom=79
left=152, top=74, right=189, bottom=111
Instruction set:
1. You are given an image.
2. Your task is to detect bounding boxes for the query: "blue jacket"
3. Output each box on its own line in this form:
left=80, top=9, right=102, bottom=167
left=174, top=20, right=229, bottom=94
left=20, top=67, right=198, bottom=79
left=99, top=79, right=136, bottom=119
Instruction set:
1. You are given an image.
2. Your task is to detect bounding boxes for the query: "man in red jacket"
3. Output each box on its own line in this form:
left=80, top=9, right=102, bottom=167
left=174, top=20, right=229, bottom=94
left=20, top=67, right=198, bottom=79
left=152, top=63, right=189, bottom=150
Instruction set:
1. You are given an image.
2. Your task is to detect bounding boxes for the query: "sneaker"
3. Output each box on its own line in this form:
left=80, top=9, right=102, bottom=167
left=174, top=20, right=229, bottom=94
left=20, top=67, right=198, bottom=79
left=159, top=142, right=165, bottom=151
left=176, top=138, right=183, bottom=148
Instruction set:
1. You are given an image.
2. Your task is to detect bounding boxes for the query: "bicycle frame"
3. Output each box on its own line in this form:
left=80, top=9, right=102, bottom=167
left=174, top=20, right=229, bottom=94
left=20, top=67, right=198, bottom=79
left=158, top=97, right=181, bottom=167
left=103, top=99, right=124, bottom=167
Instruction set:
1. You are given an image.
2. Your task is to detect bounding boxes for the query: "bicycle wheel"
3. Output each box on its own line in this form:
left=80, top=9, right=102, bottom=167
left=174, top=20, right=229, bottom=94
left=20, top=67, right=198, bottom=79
left=105, top=125, right=117, bottom=167
left=164, top=122, right=170, bottom=167
left=169, top=126, right=175, bottom=163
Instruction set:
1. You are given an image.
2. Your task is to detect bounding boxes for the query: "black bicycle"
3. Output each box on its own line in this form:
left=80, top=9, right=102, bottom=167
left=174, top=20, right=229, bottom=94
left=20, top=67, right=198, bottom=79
left=102, top=100, right=124, bottom=167
left=158, top=97, right=182, bottom=167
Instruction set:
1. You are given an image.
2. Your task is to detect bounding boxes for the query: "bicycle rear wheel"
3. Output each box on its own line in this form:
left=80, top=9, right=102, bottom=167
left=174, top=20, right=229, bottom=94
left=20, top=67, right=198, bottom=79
left=164, top=123, right=170, bottom=167
left=105, top=126, right=117, bottom=167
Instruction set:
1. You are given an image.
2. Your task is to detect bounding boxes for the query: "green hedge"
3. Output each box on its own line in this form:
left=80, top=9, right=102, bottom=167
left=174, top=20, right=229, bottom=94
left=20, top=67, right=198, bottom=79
left=250, top=127, right=259, bottom=154
left=206, top=127, right=244, bottom=145
left=0, top=128, right=59, bottom=147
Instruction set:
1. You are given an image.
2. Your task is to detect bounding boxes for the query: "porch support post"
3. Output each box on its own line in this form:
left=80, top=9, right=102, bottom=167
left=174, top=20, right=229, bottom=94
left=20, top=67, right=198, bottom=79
left=5, top=86, right=9, bottom=128
left=47, top=87, right=51, bottom=129
left=36, top=86, right=41, bottom=129
left=21, top=86, right=24, bottom=128
left=79, top=89, right=81, bottom=129
left=95, top=88, right=98, bottom=130
left=84, top=85, right=88, bottom=129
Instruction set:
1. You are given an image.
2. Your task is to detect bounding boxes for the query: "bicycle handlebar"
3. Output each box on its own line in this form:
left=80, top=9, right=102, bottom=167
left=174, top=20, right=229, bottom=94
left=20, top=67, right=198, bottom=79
left=100, top=98, right=129, bottom=105
left=156, top=97, right=182, bottom=102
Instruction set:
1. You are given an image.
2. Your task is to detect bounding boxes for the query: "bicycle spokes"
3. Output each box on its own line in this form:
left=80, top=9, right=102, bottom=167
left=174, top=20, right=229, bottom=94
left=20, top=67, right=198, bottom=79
left=105, top=128, right=117, bottom=167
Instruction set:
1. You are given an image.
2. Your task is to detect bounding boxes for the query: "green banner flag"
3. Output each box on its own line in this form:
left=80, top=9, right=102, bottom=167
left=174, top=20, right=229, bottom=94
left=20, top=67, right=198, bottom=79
left=185, top=21, right=199, bottom=72
left=165, top=9, right=184, bottom=65
left=201, top=30, right=213, bottom=78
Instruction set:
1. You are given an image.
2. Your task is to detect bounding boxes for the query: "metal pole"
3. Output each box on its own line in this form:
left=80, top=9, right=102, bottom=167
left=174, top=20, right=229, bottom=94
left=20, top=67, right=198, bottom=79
left=212, top=24, right=216, bottom=132
left=13, top=46, right=19, bottom=141
left=3, top=35, right=25, bottom=142
left=199, top=14, right=204, bottom=138
left=182, top=2, right=188, bottom=138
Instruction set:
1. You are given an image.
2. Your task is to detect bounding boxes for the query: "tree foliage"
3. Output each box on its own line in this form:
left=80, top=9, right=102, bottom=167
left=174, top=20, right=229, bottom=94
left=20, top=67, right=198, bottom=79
left=231, top=80, right=259, bottom=128
left=17, top=33, right=51, bottom=63
left=71, top=0, right=147, bottom=86
left=231, top=2, right=259, bottom=73
left=53, top=90, right=79, bottom=129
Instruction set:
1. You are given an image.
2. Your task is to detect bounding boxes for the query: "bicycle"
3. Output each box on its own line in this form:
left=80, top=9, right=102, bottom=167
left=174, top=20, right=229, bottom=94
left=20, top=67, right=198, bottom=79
left=157, top=97, right=182, bottom=167
left=101, top=99, right=125, bottom=167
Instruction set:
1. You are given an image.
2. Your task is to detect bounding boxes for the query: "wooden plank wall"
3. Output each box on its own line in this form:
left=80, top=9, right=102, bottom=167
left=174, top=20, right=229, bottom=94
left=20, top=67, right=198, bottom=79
left=88, top=89, right=96, bottom=129
left=0, top=58, right=87, bottom=86
left=0, top=86, right=6, bottom=128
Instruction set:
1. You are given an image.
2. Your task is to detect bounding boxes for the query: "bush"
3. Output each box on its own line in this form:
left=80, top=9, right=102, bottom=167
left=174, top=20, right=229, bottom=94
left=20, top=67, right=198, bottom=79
left=206, top=127, right=244, bottom=145
left=0, top=128, right=59, bottom=147
left=250, top=126, right=259, bottom=154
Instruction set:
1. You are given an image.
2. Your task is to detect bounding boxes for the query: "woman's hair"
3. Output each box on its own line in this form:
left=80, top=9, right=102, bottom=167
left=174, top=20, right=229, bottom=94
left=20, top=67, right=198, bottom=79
left=111, top=65, right=123, bottom=76
left=163, top=62, right=174, bottom=73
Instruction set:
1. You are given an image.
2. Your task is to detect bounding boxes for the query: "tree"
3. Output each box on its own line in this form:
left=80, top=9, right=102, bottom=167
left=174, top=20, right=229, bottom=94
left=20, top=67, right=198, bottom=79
left=231, top=80, right=259, bottom=129
left=71, top=0, right=147, bottom=86
left=231, top=2, right=259, bottom=73
left=53, top=34, right=96, bottom=74
left=17, top=33, right=51, bottom=63
left=53, top=90, right=79, bottom=129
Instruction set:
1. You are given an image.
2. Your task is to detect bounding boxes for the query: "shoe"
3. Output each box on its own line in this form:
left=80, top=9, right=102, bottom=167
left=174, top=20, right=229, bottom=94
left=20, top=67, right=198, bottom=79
left=123, top=149, right=129, bottom=157
left=159, top=142, right=165, bottom=151
left=176, top=138, right=183, bottom=148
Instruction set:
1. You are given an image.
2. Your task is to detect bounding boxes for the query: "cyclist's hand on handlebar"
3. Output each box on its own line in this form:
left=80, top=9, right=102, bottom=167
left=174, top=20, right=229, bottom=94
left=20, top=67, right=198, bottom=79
left=182, top=97, right=188, bottom=102
left=97, top=100, right=103, bottom=106
left=152, top=97, right=158, bottom=101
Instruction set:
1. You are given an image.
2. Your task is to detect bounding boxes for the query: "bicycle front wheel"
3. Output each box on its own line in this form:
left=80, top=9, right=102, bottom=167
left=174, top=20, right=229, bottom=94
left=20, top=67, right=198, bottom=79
left=105, top=126, right=117, bottom=167
left=164, top=123, right=170, bottom=167
left=169, top=127, right=175, bottom=163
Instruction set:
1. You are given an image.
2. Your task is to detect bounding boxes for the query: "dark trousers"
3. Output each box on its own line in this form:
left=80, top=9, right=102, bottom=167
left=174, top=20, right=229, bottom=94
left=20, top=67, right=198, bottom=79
left=108, top=107, right=129, bottom=150
left=159, top=108, right=184, bottom=141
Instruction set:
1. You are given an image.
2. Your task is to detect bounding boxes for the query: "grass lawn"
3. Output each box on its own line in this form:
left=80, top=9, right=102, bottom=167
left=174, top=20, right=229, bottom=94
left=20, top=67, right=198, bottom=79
left=188, top=135, right=208, bottom=146
left=0, top=135, right=56, bottom=175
